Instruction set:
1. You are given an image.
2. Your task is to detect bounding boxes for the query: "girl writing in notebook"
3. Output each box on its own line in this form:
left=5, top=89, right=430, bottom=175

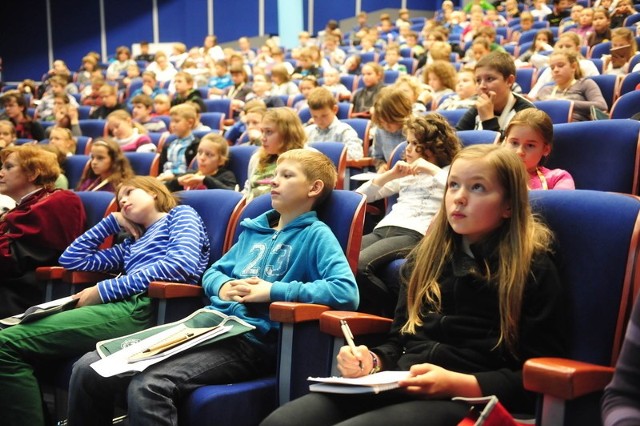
left=262, top=144, right=567, bottom=425
left=0, top=176, right=210, bottom=426
left=502, top=109, right=575, bottom=190
left=77, top=139, right=135, bottom=192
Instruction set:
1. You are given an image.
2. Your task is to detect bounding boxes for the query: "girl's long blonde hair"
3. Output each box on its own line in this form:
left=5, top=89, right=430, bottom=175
left=402, top=144, right=553, bottom=354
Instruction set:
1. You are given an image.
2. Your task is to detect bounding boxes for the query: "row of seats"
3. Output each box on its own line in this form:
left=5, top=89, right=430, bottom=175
left=39, top=186, right=640, bottom=426
left=37, top=187, right=367, bottom=424
left=389, top=119, right=640, bottom=195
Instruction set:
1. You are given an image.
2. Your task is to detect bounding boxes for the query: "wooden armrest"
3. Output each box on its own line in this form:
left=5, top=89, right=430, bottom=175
left=338, top=93, right=352, bottom=102
left=319, top=311, right=393, bottom=337
left=222, top=118, right=235, bottom=127
left=148, top=281, right=203, bottom=299
left=523, top=357, right=615, bottom=400
left=350, top=111, right=371, bottom=119
left=347, top=157, right=375, bottom=168
left=269, top=302, right=331, bottom=324
left=62, top=270, right=115, bottom=285
left=36, top=266, right=66, bottom=281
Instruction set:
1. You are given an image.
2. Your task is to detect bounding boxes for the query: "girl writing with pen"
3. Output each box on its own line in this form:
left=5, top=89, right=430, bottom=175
left=262, top=144, right=567, bottom=425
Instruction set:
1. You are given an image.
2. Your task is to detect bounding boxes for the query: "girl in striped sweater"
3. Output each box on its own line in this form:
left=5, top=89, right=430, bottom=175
left=0, top=176, right=210, bottom=426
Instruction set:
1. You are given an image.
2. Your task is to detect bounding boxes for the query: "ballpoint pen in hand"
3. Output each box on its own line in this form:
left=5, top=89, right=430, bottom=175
left=340, top=319, right=363, bottom=370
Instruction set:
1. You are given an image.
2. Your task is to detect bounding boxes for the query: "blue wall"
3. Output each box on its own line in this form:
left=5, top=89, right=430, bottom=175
left=0, top=0, right=435, bottom=81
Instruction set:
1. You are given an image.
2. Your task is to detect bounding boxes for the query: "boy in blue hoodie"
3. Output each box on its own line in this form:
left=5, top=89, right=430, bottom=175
left=67, top=149, right=359, bottom=426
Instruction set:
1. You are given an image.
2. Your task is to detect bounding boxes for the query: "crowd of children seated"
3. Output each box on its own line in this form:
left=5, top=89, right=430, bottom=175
left=0, top=3, right=639, bottom=424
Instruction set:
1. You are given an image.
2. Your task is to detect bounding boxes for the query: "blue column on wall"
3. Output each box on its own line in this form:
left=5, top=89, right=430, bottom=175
left=278, top=0, right=303, bottom=49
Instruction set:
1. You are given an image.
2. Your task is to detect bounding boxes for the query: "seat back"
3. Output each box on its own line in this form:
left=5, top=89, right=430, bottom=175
left=546, top=120, right=640, bottom=194
left=200, top=112, right=225, bottom=131
left=202, top=98, right=233, bottom=117
left=124, top=152, right=160, bottom=177
left=431, top=108, right=468, bottom=127
left=63, top=155, right=90, bottom=189
left=610, top=90, right=640, bottom=120
left=618, top=71, right=640, bottom=97
left=78, top=119, right=108, bottom=138
left=74, top=191, right=118, bottom=230
left=307, top=141, right=348, bottom=189
left=528, top=190, right=640, bottom=425
left=74, top=191, right=118, bottom=252
left=339, top=74, right=359, bottom=93
left=533, top=99, right=574, bottom=124
left=515, top=67, right=536, bottom=94
left=337, top=102, right=353, bottom=119
left=383, top=70, right=399, bottom=84
left=177, top=190, right=245, bottom=265
left=75, top=136, right=93, bottom=155
left=518, top=29, right=539, bottom=45
left=154, top=190, right=245, bottom=325
left=228, top=145, right=258, bottom=191
left=341, top=118, right=371, bottom=155
left=77, top=106, right=92, bottom=120
left=457, top=130, right=501, bottom=146
left=588, top=41, right=611, bottom=59
left=297, top=107, right=312, bottom=124
left=587, top=74, right=620, bottom=111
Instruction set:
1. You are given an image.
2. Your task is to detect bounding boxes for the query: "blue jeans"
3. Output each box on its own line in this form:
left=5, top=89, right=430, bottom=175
left=68, top=334, right=275, bottom=426
left=356, top=226, right=422, bottom=316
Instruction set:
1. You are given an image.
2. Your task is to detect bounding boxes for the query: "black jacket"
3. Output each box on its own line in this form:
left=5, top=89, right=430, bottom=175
left=372, top=237, right=567, bottom=414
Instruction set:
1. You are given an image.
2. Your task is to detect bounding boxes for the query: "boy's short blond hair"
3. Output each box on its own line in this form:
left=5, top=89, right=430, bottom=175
left=170, top=103, right=197, bottom=121
left=307, top=87, right=337, bottom=110
left=277, top=149, right=337, bottom=207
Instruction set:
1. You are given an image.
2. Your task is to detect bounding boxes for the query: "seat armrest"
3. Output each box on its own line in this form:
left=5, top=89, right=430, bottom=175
left=523, top=357, right=615, bottom=400
left=35, top=266, right=66, bottom=281
left=347, top=157, right=375, bottom=169
left=62, top=270, right=116, bottom=285
left=269, top=302, right=330, bottom=324
left=148, top=281, right=203, bottom=299
left=319, top=311, right=393, bottom=337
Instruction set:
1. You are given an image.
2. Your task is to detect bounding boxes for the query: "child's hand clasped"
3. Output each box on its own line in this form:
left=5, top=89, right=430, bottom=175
left=219, top=277, right=272, bottom=303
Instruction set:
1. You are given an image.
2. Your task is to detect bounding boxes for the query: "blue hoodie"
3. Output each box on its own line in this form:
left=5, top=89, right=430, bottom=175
left=202, top=209, right=359, bottom=342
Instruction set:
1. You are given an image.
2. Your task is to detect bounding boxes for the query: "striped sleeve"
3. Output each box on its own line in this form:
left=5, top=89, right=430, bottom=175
left=59, top=214, right=127, bottom=272
left=97, top=205, right=209, bottom=303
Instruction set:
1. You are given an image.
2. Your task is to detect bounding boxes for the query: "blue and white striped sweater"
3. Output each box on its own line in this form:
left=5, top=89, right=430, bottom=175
left=59, top=205, right=210, bottom=303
